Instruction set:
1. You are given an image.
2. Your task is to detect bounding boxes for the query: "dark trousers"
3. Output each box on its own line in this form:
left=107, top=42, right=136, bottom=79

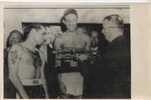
left=4, top=79, right=16, bottom=98
left=23, top=85, right=45, bottom=98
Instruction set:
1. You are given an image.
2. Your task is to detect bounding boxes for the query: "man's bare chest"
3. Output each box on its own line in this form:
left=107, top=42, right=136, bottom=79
left=61, top=34, right=85, bottom=49
left=19, top=48, right=42, bottom=68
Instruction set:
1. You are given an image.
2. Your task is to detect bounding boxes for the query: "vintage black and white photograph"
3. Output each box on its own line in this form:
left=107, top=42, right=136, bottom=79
left=3, top=5, right=131, bottom=99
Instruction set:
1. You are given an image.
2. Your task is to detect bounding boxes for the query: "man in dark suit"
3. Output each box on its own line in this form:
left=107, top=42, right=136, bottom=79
left=93, top=14, right=131, bottom=98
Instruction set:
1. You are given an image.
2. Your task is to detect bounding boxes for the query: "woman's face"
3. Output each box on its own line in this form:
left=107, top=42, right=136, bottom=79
left=9, top=32, right=22, bottom=46
left=91, top=31, right=98, bottom=39
left=91, top=31, right=99, bottom=45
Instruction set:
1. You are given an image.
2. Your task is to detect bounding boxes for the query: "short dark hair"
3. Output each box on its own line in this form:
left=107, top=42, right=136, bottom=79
left=103, top=14, right=124, bottom=30
left=23, top=23, right=43, bottom=40
left=61, top=8, right=78, bottom=23
left=6, top=30, right=23, bottom=48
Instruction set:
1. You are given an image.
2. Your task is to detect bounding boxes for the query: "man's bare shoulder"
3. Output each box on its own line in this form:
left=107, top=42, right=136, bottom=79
left=54, top=34, right=64, bottom=47
left=10, top=44, right=23, bottom=52
left=55, top=34, right=63, bottom=42
left=9, top=43, right=25, bottom=57
left=55, top=32, right=68, bottom=41
left=60, top=32, right=69, bottom=38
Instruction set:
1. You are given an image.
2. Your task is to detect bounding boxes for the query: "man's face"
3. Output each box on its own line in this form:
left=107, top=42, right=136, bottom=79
left=91, top=31, right=98, bottom=39
left=102, top=19, right=118, bottom=42
left=64, top=14, right=78, bottom=32
left=34, top=26, right=47, bottom=45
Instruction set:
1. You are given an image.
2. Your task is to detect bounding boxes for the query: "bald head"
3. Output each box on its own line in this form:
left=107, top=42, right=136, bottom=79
left=102, top=14, right=124, bottom=30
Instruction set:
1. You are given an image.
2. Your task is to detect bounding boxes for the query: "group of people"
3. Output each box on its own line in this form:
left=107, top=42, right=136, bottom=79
left=4, top=8, right=130, bottom=99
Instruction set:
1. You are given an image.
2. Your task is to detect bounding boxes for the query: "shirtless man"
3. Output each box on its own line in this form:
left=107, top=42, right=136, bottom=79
left=54, top=9, right=90, bottom=98
left=8, top=24, right=49, bottom=98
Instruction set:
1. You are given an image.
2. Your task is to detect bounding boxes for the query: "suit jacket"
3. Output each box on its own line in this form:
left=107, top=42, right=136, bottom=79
left=103, top=36, right=130, bottom=81
left=94, top=35, right=131, bottom=98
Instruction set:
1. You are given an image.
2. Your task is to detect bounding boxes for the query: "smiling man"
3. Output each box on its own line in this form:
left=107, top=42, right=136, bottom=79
left=97, top=14, right=131, bottom=98
left=54, top=9, right=90, bottom=98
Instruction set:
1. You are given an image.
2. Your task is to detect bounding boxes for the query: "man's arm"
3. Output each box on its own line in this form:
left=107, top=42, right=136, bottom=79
left=8, top=45, right=29, bottom=98
left=78, top=35, right=91, bottom=61
left=54, top=36, right=63, bottom=50
left=41, top=65, right=49, bottom=98
left=54, top=37, right=63, bottom=67
left=38, top=48, right=49, bottom=98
